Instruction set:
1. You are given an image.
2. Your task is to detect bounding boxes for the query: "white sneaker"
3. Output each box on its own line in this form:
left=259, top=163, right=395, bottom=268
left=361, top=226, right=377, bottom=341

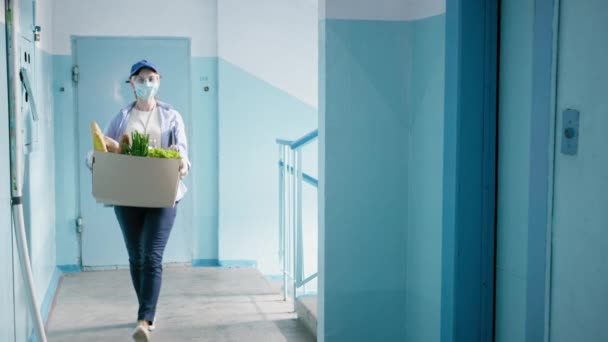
left=148, top=320, right=155, bottom=331
left=132, top=324, right=150, bottom=342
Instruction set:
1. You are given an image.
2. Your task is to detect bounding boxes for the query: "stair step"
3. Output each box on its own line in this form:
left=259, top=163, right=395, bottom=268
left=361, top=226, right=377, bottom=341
left=295, top=296, right=317, bottom=337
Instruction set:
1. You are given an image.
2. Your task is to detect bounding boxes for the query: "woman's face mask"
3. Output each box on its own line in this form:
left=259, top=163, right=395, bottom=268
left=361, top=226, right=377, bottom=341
left=132, top=72, right=160, bottom=100
left=134, top=81, right=159, bottom=100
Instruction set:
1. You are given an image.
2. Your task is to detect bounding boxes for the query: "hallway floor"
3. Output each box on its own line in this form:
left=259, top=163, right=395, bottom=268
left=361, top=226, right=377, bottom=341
left=46, top=267, right=314, bottom=341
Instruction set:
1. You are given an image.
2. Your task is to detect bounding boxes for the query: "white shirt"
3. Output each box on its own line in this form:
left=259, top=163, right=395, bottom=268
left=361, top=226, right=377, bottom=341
left=124, top=105, right=162, bottom=148
left=85, top=101, right=190, bottom=204
left=122, top=103, right=187, bottom=203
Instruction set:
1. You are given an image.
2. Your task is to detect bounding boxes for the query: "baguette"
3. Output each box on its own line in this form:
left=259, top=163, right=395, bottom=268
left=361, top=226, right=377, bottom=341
left=90, top=122, right=107, bottom=152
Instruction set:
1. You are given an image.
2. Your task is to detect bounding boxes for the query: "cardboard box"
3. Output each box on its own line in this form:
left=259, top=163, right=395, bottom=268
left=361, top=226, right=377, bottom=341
left=92, top=151, right=180, bottom=208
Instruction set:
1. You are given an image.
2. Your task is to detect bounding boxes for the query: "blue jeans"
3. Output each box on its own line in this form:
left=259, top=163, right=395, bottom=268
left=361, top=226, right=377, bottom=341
left=114, top=205, right=177, bottom=322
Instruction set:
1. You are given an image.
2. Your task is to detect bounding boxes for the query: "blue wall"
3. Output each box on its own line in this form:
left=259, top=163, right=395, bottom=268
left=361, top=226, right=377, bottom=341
left=191, top=57, right=219, bottom=262
left=218, top=58, right=317, bottom=275
left=495, top=0, right=533, bottom=340
left=29, top=47, right=58, bottom=312
left=405, top=15, right=445, bottom=341
left=322, top=19, right=409, bottom=341
left=320, top=14, right=444, bottom=341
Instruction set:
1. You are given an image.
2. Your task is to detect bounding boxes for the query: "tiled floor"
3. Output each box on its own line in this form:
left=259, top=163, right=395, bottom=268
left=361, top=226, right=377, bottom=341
left=46, top=267, right=315, bottom=341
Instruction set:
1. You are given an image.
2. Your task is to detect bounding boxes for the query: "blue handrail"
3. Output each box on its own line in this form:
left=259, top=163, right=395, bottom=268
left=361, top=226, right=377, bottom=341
left=276, top=138, right=293, bottom=146
left=302, top=173, right=318, bottom=188
left=276, top=128, right=319, bottom=303
left=278, top=161, right=318, bottom=187
left=276, top=129, right=318, bottom=150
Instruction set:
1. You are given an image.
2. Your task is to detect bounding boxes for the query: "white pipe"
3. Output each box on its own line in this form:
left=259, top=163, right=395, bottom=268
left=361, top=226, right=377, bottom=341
left=291, top=149, right=297, bottom=311
left=5, top=0, right=48, bottom=341
left=279, top=145, right=286, bottom=301
left=296, top=149, right=303, bottom=287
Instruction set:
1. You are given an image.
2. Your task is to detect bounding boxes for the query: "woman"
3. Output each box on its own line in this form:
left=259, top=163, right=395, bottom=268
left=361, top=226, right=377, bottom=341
left=96, top=60, right=190, bottom=342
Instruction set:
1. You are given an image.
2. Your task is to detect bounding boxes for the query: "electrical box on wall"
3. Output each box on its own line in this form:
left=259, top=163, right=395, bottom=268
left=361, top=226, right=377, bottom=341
left=20, top=36, right=38, bottom=154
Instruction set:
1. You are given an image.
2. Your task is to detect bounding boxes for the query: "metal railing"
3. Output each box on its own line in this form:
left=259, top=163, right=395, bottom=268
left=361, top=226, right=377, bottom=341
left=276, top=129, right=318, bottom=306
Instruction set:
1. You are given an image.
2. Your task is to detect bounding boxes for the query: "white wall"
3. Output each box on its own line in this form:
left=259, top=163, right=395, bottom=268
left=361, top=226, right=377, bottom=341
left=321, top=0, right=444, bottom=20
left=218, top=0, right=318, bottom=107
left=52, top=0, right=217, bottom=56
left=36, top=0, right=53, bottom=53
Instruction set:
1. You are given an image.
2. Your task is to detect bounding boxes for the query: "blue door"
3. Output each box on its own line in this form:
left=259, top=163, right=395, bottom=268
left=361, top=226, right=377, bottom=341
left=74, top=37, right=192, bottom=267
left=550, top=1, right=608, bottom=340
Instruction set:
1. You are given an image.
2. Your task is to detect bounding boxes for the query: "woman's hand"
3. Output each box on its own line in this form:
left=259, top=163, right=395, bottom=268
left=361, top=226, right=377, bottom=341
left=104, top=136, right=120, bottom=153
left=170, top=145, right=189, bottom=179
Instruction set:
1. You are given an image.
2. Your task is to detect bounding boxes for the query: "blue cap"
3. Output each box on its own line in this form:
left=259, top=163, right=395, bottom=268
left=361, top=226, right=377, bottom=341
left=129, top=60, right=159, bottom=77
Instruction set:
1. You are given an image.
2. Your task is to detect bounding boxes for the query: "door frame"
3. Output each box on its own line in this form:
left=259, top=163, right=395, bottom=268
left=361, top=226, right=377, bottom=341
left=525, top=0, right=558, bottom=341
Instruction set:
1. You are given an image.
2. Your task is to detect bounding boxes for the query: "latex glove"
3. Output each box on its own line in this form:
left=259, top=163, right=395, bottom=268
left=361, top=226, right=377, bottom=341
left=86, top=150, right=94, bottom=170
left=179, top=158, right=188, bottom=179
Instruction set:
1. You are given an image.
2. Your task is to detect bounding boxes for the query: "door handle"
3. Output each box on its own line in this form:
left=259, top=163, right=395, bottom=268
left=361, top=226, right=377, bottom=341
left=76, top=216, right=84, bottom=233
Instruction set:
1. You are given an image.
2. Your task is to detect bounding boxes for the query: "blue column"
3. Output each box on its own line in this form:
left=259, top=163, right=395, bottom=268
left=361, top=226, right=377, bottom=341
left=441, top=0, right=499, bottom=341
